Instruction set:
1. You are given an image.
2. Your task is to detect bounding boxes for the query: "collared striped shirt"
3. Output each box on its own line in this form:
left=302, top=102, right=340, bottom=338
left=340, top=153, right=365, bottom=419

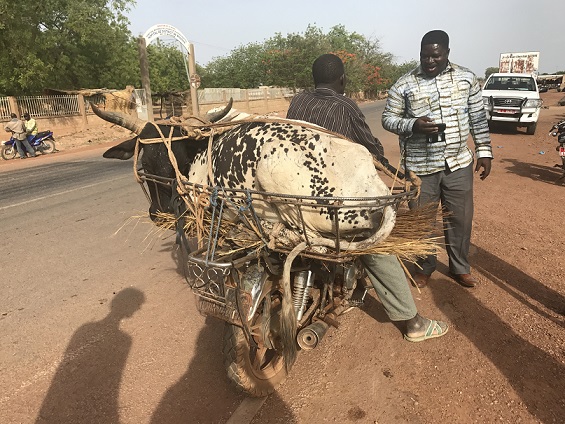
left=382, top=62, right=493, bottom=175
left=286, top=87, right=384, bottom=158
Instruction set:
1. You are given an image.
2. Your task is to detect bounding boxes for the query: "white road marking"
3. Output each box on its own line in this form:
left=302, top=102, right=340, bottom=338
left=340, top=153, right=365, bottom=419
left=0, top=175, right=130, bottom=211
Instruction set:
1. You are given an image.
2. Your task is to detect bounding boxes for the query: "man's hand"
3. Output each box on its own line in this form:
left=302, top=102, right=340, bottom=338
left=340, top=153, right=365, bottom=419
left=412, top=117, right=440, bottom=134
left=475, top=158, right=492, bottom=180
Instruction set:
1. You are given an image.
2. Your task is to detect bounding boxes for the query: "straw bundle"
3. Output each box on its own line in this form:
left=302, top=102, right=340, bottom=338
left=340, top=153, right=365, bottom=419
left=152, top=199, right=441, bottom=263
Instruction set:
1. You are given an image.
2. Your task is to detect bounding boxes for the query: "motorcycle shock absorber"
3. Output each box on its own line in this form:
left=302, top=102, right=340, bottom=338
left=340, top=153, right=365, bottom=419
left=292, top=270, right=314, bottom=321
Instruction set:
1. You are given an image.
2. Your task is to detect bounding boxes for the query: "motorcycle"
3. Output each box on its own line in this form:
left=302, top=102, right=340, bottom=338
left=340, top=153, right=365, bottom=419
left=1, top=130, right=57, bottom=160
left=149, top=174, right=421, bottom=397
left=549, top=120, right=565, bottom=182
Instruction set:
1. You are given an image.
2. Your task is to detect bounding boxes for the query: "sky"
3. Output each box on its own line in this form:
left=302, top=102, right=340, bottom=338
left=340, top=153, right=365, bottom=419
left=125, top=0, right=563, bottom=77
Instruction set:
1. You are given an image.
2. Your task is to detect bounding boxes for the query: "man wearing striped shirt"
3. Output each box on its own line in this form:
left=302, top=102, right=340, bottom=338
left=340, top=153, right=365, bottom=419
left=287, top=64, right=384, bottom=160
left=382, top=30, right=493, bottom=289
left=287, top=53, right=448, bottom=343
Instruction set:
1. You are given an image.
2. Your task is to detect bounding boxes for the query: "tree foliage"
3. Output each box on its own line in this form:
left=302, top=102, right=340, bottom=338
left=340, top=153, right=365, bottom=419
left=146, top=41, right=191, bottom=95
left=202, top=24, right=415, bottom=95
left=200, top=43, right=267, bottom=89
left=485, top=67, right=500, bottom=79
left=1, top=10, right=420, bottom=98
left=0, top=0, right=139, bottom=95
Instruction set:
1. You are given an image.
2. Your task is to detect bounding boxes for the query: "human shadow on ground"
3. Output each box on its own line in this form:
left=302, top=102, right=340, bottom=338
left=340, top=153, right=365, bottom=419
left=500, top=158, right=565, bottom=185
left=150, top=317, right=298, bottom=424
left=428, top=267, right=565, bottom=423
left=35, top=288, right=145, bottom=424
left=160, top=240, right=297, bottom=423
left=149, top=317, right=243, bottom=423
left=472, top=243, right=565, bottom=323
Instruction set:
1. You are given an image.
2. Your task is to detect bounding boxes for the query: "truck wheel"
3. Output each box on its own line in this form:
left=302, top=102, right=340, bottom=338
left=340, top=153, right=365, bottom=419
left=526, top=123, right=537, bottom=135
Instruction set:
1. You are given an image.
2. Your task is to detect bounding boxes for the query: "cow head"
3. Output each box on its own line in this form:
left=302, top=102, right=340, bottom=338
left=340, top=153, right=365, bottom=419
left=92, top=100, right=233, bottom=220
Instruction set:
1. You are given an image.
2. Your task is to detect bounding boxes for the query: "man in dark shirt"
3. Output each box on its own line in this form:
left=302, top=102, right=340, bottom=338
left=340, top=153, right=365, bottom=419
left=287, top=70, right=384, bottom=159
left=286, top=54, right=448, bottom=342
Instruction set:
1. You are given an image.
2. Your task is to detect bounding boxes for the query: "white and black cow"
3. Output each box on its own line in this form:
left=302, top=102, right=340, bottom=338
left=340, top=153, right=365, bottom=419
left=95, top=103, right=396, bottom=244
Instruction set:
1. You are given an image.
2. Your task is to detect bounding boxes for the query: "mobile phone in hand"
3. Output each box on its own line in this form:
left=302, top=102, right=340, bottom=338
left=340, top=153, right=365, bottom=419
left=435, top=123, right=446, bottom=132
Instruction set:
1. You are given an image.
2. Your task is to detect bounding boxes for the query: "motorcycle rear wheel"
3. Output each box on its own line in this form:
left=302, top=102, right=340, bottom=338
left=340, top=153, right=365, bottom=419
left=1, top=145, right=16, bottom=160
left=223, top=286, right=289, bottom=397
left=41, top=138, right=56, bottom=154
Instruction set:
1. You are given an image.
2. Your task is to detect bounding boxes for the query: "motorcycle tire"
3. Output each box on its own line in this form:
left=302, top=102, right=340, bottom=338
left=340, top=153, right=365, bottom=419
left=1, top=145, right=17, bottom=160
left=41, top=138, right=56, bottom=154
left=223, top=285, right=290, bottom=397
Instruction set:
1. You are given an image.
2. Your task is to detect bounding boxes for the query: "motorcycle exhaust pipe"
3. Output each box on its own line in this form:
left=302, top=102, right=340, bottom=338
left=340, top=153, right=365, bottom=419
left=297, top=320, right=330, bottom=350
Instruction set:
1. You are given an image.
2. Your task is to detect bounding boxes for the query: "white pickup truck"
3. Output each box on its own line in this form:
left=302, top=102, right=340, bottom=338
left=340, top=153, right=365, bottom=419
left=482, top=72, right=543, bottom=135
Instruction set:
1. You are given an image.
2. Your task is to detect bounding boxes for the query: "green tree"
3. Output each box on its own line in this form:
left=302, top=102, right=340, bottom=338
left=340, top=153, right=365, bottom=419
left=146, top=41, right=191, bottom=95
left=202, top=24, right=411, bottom=97
left=0, top=0, right=138, bottom=95
left=485, top=67, right=499, bottom=79
left=201, top=43, right=267, bottom=88
left=261, top=25, right=331, bottom=89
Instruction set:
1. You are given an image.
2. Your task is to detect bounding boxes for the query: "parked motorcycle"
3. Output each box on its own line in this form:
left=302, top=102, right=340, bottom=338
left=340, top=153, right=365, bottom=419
left=154, top=176, right=419, bottom=397
left=1, top=130, right=57, bottom=160
left=549, top=120, right=565, bottom=181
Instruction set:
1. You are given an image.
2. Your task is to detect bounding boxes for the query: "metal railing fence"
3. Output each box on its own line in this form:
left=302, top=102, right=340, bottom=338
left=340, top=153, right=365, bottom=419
left=0, top=97, right=13, bottom=120
left=18, top=95, right=80, bottom=117
left=2, top=87, right=294, bottom=121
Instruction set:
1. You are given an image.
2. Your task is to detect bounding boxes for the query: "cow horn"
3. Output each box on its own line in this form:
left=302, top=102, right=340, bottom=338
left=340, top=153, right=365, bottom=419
left=89, top=102, right=147, bottom=134
left=205, top=97, right=233, bottom=123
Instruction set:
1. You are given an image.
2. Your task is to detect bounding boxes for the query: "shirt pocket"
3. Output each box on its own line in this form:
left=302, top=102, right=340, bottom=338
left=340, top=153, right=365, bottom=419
left=450, top=81, right=471, bottom=108
left=406, top=91, right=432, bottom=117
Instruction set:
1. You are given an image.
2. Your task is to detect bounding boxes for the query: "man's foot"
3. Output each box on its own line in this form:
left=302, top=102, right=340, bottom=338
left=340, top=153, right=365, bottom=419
left=405, top=314, right=448, bottom=342
left=412, top=272, right=430, bottom=288
left=449, top=273, right=478, bottom=288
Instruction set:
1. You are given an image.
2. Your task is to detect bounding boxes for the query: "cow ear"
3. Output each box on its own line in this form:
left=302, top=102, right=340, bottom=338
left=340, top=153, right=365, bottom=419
left=103, top=136, right=137, bottom=160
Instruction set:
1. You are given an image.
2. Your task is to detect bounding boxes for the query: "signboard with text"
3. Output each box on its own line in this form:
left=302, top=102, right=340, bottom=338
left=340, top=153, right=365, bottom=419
left=143, top=24, right=190, bottom=52
left=499, top=52, right=539, bottom=75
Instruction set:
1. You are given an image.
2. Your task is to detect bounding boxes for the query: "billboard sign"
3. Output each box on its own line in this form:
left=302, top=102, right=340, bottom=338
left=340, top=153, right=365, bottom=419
left=499, top=52, right=539, bottom=75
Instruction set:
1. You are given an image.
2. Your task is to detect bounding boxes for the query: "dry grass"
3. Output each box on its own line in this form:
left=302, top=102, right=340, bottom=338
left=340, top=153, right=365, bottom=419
left=151, top=200, right=441, bottom=263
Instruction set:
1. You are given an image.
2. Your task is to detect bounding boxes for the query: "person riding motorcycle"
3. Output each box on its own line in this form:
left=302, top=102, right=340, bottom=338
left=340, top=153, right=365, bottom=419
left=23, top=112, right=38, bottom=143
left=4, top=113, right=36, bottom=159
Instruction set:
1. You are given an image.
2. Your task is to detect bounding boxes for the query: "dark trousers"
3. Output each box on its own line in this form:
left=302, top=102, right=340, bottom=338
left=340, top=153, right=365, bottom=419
left=411, top=163, right=474, bottom=275
left=15, top=137, right=36, bottom=158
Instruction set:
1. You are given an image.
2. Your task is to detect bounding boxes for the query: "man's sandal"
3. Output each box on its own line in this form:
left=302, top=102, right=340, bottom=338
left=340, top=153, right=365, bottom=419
left=404, top=319, right=449, bottom=342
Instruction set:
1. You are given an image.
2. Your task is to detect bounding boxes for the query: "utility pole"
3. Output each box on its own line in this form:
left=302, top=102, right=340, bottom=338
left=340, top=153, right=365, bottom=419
left=188, top=43, right=200, bottom=116
left=138, top=37, right=155, bottom=122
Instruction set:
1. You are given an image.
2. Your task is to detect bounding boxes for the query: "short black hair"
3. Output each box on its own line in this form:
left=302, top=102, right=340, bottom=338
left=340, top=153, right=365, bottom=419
left=10, top=113, right=17, bottom=119
left=421, top=30, right=449, bottom=49
left=23, top=113, right=30, bottom=119
left=312, top=54, right=344, bottom=85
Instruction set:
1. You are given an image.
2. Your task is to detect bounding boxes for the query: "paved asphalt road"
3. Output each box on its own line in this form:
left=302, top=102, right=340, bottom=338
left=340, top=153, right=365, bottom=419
left=0, top=147, right=252, bottom=423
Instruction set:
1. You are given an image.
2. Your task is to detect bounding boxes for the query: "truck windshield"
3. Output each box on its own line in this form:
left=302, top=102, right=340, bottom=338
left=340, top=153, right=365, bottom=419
left=484, top=76, right=536, bottom=91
